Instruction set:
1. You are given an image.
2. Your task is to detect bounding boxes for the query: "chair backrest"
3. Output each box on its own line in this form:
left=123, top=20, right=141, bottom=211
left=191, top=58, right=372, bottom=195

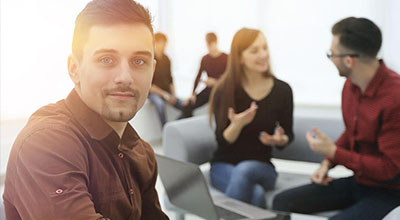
left=163, top=115, right=345, bottom=164
left=273, top=116, right=344, bottom=163
left=163, top=115, right=217, bottom=165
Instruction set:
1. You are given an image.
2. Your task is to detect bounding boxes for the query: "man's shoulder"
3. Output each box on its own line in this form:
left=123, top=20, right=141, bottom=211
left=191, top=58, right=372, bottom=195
left=23, top=101, right=76, bottom=134
left=380, top=67, right=400, bottom=99
left=161, top=54, right=171, bottom=62
left=14, top=101, right=87, bottom=158
left=203, top=52, right=228, bottom=60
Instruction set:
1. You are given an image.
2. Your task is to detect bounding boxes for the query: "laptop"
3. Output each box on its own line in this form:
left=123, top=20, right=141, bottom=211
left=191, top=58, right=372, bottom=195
left=155, top=154, right=278, bottom=220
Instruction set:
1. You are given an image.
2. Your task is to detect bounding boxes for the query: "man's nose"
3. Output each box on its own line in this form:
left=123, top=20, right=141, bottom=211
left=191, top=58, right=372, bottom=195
left=114, top=62, right=134, bottom=85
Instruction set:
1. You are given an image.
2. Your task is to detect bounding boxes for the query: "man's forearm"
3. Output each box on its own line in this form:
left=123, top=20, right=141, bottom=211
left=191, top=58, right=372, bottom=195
left=321, top=159, right=334, bottom=170
left=150, top=85, right=168, bottom=97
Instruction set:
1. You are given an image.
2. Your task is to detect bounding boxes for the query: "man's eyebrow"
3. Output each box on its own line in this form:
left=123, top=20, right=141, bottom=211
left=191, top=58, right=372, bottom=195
left=92, top=49, right=152, bottom=58
left=132, top=50, right=152, bottom=58
left=92, top=49, right=118, bottom=56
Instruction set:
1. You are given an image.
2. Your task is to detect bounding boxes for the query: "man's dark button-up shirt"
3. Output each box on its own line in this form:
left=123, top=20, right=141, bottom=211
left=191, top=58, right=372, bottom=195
left=3, top=89, right=169, bottom=220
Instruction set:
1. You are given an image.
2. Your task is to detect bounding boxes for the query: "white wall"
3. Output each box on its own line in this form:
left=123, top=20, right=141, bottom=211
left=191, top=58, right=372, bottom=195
left=160, top=0, right=400, bottom=105
left=1, top=0, right=399, bottom=120
left=0, top=0, right=158, bottom=120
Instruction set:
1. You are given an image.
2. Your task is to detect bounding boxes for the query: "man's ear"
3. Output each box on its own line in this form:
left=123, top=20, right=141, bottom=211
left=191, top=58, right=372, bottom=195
left=68, top=54, right=80, bottom=85
left=343, top=56, right=355, bottom=68
left=152, top=58, right=157, bottom=74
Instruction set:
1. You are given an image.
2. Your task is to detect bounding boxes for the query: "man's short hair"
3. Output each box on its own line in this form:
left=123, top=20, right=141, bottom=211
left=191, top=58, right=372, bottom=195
left=205, top=32, right=217, bottom=44
left=332, top=17, right=382, bottom=58
left=72, top=0, right=153, bottom=60
left=155, top=32, right=167, bottom=43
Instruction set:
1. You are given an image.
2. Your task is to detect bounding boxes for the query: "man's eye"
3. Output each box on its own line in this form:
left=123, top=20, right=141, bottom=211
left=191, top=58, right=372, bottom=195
left=100, top=57, right=113, bottom=64
left=133, top=59, right=145, bottom=65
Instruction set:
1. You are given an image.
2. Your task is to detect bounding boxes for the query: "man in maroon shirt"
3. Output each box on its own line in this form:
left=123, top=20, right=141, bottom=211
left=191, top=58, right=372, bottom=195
left=180, top=32, right=228, bottom=118
left=3, top=0, right=169, bottom=219
left=273, top=17, right=400, bottom=219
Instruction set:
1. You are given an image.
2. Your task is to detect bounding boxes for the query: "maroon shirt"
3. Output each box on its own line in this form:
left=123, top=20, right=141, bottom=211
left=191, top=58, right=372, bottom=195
left=192, top=53, right=228, bottom=93
left=3, top=89, right=169, bottom=220
left=333, top=60, right=400, bottom=190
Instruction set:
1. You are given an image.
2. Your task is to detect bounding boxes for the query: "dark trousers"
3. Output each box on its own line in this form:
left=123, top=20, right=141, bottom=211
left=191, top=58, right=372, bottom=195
left=181, top=87, right=212, bottom=118
left=272, top=176, right=400, bottom=220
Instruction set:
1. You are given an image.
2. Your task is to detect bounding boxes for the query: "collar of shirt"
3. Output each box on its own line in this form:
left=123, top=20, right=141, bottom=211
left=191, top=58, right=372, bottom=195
left=65, top=89, right=139, bottom=151
left=350, top=59, right=387, bottom=98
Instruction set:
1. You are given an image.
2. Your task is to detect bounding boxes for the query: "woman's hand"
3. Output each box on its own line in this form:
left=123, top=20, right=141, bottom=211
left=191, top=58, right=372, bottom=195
left=259, top=123, right=289, bottom=147
left=223, top=102, right=258, bottom=143
left=227, top=101, right=258, bottom=127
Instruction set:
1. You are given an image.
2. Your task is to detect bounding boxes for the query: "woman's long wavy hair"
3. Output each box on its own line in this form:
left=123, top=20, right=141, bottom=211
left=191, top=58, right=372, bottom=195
left=208, top=28, right=273, bottom=132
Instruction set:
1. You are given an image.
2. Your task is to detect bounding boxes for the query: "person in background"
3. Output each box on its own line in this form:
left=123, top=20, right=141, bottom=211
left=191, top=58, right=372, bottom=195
left=181, top=32, right=228, bottom=118
left=208, top=28, right=294, bottom=208
left=273, top=17, right=400, bottom=220
left=2, top=0, right=169, bottom=219
left=148, top=32, right=183, bottom=127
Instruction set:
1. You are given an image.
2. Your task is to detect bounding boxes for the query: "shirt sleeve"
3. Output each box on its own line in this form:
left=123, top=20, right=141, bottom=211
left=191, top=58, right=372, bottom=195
left=140, top=152, right=170, bottom=219
left=192, top=56, right=206, bottom=93
left=277, top=83, right=294, bottom=149
left=8, top=127, right=103, bottom=220
left=333, top=106, right=400, bottom=181
left=213, top=90, right=231, bottom=149
left=166, top=56, right=173, bottom=85
left=325, top=130, right=350, bottom=164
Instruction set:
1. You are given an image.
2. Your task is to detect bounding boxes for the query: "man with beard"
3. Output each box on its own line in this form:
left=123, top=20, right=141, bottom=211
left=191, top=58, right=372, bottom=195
left=2, top=0, right=169, bottom=219
left=273, top=17, right=400, bottom=220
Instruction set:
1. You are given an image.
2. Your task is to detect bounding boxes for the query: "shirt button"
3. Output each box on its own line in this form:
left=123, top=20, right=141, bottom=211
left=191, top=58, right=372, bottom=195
left=129, top=188, right=134, bottom=195
left=118, top=152, right=124, bottom=158
left=55, top=189, right=63, bottom=194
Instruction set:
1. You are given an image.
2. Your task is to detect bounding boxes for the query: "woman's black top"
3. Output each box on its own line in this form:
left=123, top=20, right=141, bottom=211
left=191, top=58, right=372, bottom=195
left=212, top=77, right=294, bottom=165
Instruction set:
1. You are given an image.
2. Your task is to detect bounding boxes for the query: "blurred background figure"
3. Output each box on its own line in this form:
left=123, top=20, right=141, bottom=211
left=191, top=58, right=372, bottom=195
left=148, top=32, right=184, bottom=127
left=180, top=32, right=228, bottom=118
left=208, top=28, right=294, bottom=208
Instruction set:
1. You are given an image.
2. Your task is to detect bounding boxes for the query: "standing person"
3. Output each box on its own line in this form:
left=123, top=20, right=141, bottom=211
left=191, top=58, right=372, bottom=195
left=148, top=32, right=183, bottom=127
left=181, top=32, right=228, bottom=118
left=273, top=17, right=400, bottom=220
left=208, top=28, right=294, bottom=208
left=2, top=0, right=169, bottom=219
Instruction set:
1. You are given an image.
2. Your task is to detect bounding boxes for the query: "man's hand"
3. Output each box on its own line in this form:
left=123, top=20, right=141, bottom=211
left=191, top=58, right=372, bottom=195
left=228, top=101, right=258, bottom=127
left=311, top=162, right=333, bottom=185
left=306, top=127, right=337, bottom=158
left=184, top=94, right=197, bottom=106
left=162, top=93, right=177, bottom=105
left=204, top=77, right=217, bottom=87
left=167, top=96, right=177, bottom=105
left=259, top=124, right=289, bottom=147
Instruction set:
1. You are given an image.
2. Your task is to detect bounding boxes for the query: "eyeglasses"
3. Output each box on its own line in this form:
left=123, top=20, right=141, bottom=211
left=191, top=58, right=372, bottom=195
left=326, top=51, right=360, bottom=59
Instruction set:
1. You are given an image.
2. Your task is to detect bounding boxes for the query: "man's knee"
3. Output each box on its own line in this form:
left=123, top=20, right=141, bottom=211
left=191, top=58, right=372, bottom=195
left=272, top=192, right=292, bottom=212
